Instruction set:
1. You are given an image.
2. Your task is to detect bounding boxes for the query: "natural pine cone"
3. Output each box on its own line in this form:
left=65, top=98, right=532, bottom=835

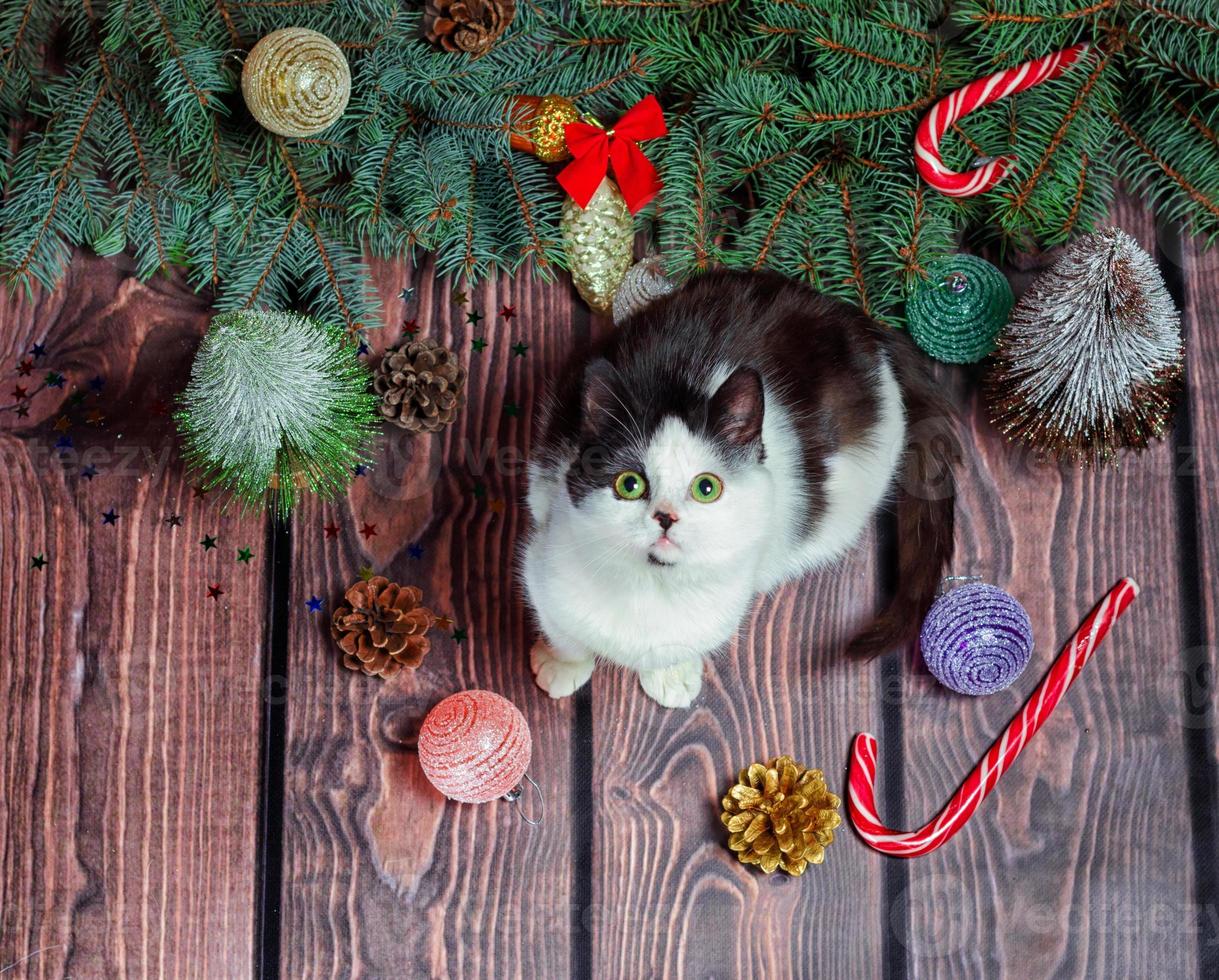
left=720, top=756, right=842, bottom=875
left=331, top=576, right=433, bottom=679
left=424, top=0, right=516, bottom=57
left=373, top=338, right=466, bottom=434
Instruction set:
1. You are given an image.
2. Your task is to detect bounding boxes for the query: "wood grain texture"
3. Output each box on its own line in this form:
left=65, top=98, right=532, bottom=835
left=897, top=200, right=1199, bottom=978
left=278, top=260, right=578, bottom=978
left=0, top=258, right=266, bottom=977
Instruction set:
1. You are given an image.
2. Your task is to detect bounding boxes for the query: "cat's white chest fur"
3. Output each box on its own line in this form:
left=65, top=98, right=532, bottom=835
left=522, top=358, right=905, bottom=707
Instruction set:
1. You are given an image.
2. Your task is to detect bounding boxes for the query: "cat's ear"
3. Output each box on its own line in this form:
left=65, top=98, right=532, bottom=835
left=708, top=366, right=764, bottom=447
left=580, top=358, right=618, bottom=441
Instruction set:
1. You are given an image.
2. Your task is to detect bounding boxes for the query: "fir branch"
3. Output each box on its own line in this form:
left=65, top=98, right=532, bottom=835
left=837, top=174, right=870, bottom=316
left=751, top=156, right=832, bottom=268
left=1111, top=109, right=1219, bottom=222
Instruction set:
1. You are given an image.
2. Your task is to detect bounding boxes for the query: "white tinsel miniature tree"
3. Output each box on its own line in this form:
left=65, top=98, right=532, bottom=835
left=987, top=228, right=1184, bottom=466
left=176, top=311, right=379, bottom=516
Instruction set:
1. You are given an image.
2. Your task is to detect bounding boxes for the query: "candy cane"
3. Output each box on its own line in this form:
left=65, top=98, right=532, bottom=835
left=914, top=43, right=1092, bottom=197
left=848, top=578, right=1139, bottom=857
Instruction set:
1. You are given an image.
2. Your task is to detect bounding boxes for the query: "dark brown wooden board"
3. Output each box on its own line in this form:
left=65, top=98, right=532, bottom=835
left=0, top=259, right=267, bottom=977
left=5, top=191, right=1219, bottom=979
left=277, top=260, right=579, bottom=978
left=896, top=201, right=1202, bottom=977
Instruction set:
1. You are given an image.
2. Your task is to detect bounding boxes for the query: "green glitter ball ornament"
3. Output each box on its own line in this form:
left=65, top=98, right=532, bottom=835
left=905, top=255, right=1014, bottom=364
left=176, top=311, right=379, bottom=518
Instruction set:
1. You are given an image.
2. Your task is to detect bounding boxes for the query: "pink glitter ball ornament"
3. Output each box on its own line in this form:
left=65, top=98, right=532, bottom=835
left=418, top=690, right=533, bottom=804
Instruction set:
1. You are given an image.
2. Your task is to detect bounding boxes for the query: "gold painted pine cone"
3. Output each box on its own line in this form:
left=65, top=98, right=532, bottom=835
left=721, top=756, right=842, bottom=875
left=373, top=338, right=466, bottom=434
left=424, top=0, right=516, bottom=57
left=331, top=577, right=433, bottom=679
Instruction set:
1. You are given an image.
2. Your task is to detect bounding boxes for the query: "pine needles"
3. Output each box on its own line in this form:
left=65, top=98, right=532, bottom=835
left=1, top=1, right=1218, bottom=328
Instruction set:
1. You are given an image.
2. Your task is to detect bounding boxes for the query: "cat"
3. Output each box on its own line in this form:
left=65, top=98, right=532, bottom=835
left=520, top=269, right=959, bottom=708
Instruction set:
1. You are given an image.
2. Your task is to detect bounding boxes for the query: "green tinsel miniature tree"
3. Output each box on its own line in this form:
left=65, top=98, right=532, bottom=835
left=175, top=311, right=379, bottom=517
left=1, top=1, right=1217, bottom=329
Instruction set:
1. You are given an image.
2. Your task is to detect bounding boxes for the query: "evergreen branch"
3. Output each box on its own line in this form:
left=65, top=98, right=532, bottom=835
left=1128, top=0, right=1219, bottom=36
left=1060, top=152, right=1089, bottom=238
left=965, top=0, right=1117, bottom=25
left=501, top=156, right=549, bottom=264
left=245, top=209, right=300, bottom=307
left=838, top=175, right=870, bottom=316
left=572, top=53, right=653, bottom=98
left=0, top=0, right=37, bottom=101
left=214, top=0, right=241, bottom=46
left=1005, top=47, right=1113, bottom=212
left=146, top=0, right=211, bottom=111
left=11, top=82, right=105, bottom=280
left=809, top=37, right=927, bottom=75
left=751, top=156, right=831, bottom=268
left=1110, top=109, right=1219, bottom=221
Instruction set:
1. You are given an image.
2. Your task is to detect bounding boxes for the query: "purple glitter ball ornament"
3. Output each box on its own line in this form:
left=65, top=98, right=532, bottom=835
left=920, top=583, right=1034, bottom=696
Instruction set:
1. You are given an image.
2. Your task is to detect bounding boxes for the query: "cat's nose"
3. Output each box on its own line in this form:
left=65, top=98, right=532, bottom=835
left=653, top=510, right=677, bottom=532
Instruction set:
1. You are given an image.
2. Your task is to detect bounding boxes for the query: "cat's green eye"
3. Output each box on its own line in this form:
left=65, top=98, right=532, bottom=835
left=691, top=473, right=723, bottom=503
left=613, top=470, right=647, bottom=500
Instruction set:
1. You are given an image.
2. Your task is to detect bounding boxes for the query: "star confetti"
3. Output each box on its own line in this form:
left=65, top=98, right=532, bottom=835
left=201, top=535, right=218, bottom=551
left=45, top=372, right=65, bottom=388
left=358, top=564, right=375, bottom=581
left=15, top=404, right=29, bottom=418
left=53, top=415, right=71, bottom=432
left=30, top=554, right=47, bottom=570
left=465, top=309, right=484, bottom=326
left=357, top=339, right=371, bottom=356
left=452, top=289, right=468, bottom=306
left=323, top=522, right=340, bottom=539
left=504, top=402, right=521, bottom=418
left=399, top=286, right=416, bottom=303
left=86, top=409, right=105, bottom=425
left=55, top=435, right=72, bottom=449
left=306, top=595, right=323, bottom=612
left=31, top=343, right=46, bottom=358
left=408, top=542, right=424, bottom=559
left=165, top=514, right=182, bottom=527
left=359, top=522, right=377, bottom=540
left=207, top=583, right=224, bottom=601
left=237, top=547, right=254, bottom=563
left=511, top=342, right=529, bottom=357
left=452, top=627, right=468, bottom=643
left=102, top=508, right=118, bottom=525
left=88, top=376, right=105, bottom=392
left=192, top=485, right=208, bottom=498
left=353, top=464, right=367, bottom=476
left=500, top=304, right=516, bottom=320
left=434, top=615, right=455, bottom=631
left=17, top=359, right=33, bottom=376
left=471, top=337, right=488, bottom=353
left=12, top=385, right=27, bottom=400
left=82, top=465, right=98, bottom=480
left=488, top=498, right=506, bottom=515
left=68, top=390, right=86, bottom=407
left=472, top=481, right=487, bottom=499
left=403, top=318, right=419, bottom=339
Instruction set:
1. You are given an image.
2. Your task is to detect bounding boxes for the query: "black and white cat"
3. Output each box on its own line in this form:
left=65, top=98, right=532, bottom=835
left=521, top=269, right=958, bottom=707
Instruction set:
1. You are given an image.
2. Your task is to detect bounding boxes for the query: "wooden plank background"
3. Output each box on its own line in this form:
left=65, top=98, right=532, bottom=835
left=2, top=189, right=1217, bottom=979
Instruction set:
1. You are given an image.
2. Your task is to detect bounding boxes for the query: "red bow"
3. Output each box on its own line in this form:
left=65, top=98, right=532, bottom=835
left=558, top=95, right=667, bottom=215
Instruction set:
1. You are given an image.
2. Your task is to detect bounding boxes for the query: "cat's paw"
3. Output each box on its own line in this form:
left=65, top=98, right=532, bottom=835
left=530, top=640, right=595, bottom=699
left=638, top=659, right=704, bottom=709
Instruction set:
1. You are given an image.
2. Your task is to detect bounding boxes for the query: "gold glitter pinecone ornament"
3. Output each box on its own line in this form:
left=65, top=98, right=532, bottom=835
left=561, top=177, right=634, bottom=314
left=721, top=756, right=841, bottom=875
left=509, top=94, right=581, bottom=163
left=424, top=0, right=516, bottom=57
left=373, top=338, right=466, bottom=433
left=331, top=577, right=433, bottom=679
left=241, top=28, right=351, bottom=138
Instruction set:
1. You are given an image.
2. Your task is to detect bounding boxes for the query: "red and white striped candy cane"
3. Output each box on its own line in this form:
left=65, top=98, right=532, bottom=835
left=848, top=577, right=1139, bottom=857
left=914, top=43, right=1092, bottom=197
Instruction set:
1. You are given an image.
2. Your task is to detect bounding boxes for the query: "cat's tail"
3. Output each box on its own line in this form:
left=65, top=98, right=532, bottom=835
left=846, top=343, right=959, bottom=659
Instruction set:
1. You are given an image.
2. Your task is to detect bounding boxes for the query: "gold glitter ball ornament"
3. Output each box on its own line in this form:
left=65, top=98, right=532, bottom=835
left=241, top=28, right=352, bottom=138
left=509, top=94, right=582, bottom=163
left=721, top=756, right=841, bottom=876
left=561, top=178, right=634, bottom=314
